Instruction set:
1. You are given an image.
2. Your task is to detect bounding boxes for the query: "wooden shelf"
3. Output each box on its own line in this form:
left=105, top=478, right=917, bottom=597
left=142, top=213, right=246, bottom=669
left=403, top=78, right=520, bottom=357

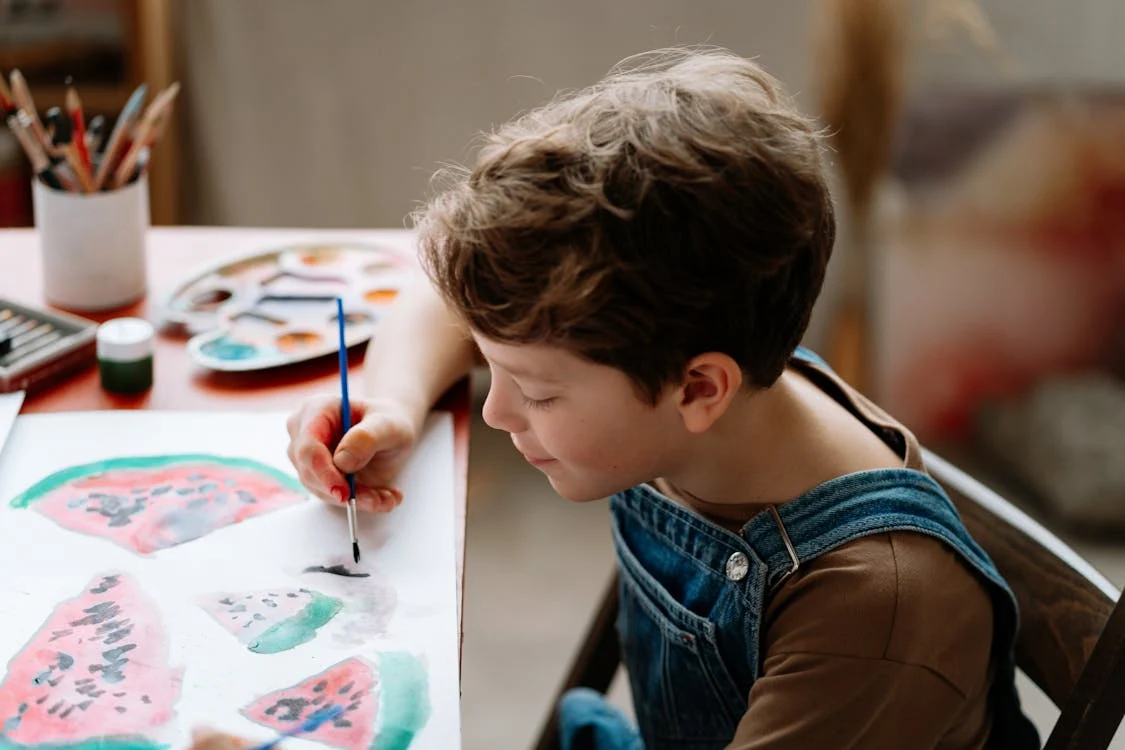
left=0, top=40, right=121, bottom=73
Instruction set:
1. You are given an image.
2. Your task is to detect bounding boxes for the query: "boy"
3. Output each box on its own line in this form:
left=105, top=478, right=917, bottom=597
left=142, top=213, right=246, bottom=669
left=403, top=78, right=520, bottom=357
left=285, top=47, right=1039, bottom=748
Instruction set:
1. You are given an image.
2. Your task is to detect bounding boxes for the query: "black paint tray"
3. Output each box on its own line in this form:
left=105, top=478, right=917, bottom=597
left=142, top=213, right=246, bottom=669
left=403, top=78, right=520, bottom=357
left=0, top=298, right=98, bottom=394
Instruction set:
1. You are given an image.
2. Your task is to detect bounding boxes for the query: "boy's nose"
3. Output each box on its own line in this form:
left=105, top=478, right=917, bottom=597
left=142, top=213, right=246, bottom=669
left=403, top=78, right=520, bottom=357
left=482, top=383, right=525, bottom=434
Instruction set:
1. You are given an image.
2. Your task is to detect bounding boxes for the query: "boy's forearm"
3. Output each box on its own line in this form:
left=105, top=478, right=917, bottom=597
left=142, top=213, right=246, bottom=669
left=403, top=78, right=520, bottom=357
left=362, top=270, right=478, bottom=426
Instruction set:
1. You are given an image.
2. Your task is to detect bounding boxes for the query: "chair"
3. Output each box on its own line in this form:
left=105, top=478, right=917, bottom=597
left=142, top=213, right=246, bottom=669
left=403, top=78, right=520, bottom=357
left=533, top=448, right=1125, bottom=750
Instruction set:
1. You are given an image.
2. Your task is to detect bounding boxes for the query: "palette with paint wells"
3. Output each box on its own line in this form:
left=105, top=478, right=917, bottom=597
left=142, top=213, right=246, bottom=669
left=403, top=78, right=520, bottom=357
left=0, top=299, right=98, bottom=394
left=160, top=242, right=412, bottom=371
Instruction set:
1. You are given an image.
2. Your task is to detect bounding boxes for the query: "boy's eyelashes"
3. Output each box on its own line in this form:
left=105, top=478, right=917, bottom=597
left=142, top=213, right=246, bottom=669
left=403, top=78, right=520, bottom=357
left=521, top=394, right=557, bottom=410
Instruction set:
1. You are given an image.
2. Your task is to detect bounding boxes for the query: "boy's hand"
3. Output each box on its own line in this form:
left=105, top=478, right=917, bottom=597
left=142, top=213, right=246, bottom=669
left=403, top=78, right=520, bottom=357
left=286, top=394, right=417, bottom=512
left=187, top=729, right=253, bottom=750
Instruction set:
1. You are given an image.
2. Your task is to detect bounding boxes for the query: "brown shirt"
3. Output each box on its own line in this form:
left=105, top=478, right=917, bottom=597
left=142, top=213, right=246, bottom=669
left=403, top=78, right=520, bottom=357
left=660, top=355, right=997, bottom=749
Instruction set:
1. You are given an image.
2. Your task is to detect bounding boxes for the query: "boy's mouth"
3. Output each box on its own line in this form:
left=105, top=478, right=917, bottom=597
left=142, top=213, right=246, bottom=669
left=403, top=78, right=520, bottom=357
left=522, top=453, right=557, bottom=467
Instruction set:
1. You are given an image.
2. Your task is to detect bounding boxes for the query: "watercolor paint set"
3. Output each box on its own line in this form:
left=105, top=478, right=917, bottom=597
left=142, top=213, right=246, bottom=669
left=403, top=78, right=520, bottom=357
left=0, top=298, right=98, bottom=394
left=159, top=242, right=412, bottom=372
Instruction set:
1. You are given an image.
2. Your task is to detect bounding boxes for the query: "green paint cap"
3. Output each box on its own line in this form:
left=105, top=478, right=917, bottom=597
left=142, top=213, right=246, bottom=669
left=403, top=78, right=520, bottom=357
left=97, top=317, right=154, bottom=394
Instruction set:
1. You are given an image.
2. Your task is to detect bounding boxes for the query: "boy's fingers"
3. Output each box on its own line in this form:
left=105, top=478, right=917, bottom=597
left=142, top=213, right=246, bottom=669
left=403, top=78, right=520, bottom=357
left=303, top=405, right=342, bottom=446
left=293, top=436, right=345, bottom=490
left=354, top=486, right=403, bottom=513
left=189, top=730, right=251, bottom=750
left=335, top=416, right=404, bottom=473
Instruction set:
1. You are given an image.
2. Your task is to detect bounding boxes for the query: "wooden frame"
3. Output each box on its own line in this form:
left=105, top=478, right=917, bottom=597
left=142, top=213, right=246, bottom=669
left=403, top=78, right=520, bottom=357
left=533, top=450, right=1125, bottom=749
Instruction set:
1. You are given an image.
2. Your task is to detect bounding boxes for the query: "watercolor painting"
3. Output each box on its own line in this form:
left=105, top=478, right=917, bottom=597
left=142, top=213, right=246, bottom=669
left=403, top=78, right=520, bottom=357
left=0, top=574, right=182, bottom=750
left=241, top=654, right=430, bottom=750
left=0, top=412, right=461, bottom=748
left=198, top=589, right=343, bottom=655
left=291, top=558, right=399, bottom=649
left=9, top=455, right=308, bottom=555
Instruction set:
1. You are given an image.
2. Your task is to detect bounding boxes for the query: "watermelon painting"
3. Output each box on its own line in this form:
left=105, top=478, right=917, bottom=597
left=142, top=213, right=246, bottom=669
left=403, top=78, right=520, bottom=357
left=241, top=653, right=430, bottom=750
left=0, top=573, right=181, bottom=750
left=9, top=455, right=307, bottom=555
left=199, top=589, right=343, bottom=654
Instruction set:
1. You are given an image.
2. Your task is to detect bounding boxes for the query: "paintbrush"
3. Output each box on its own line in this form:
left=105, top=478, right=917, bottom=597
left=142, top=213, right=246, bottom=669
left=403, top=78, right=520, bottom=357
left=112, top=81, right=179, bottom=189
left=94, top=83, right=146, bottom=191
left=335, top=297, right=360, bottom=564
left=248, top=704, right=344, bottom=750
left=9, top=70, right=50, bottom=152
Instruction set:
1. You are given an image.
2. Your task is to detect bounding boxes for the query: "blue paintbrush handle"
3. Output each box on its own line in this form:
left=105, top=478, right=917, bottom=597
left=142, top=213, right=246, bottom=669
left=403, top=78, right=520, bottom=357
left=335, top=298, right=355, bottom=494
left=249, top=705, right=344, bottom=750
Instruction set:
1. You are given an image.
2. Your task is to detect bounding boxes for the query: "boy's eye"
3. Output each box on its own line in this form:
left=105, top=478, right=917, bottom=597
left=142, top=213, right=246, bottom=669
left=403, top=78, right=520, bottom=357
left=521, top=395, right=556, bottom=410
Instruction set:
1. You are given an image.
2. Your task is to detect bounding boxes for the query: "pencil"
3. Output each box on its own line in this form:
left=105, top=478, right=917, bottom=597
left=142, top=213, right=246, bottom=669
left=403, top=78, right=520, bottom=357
left=65, top=86, right=93, bottom=184
left=93, top=82, right=146, bottom=191
left=112, top=81, right=179, bottom=189
left=335, top=297, right=360, bottom=564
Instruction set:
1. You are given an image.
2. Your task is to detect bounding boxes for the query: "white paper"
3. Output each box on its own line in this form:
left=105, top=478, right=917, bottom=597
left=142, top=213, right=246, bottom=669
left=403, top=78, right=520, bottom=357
left=0, top=410, right=461, bottom=750
left=0, top=391, right=24, bottom=458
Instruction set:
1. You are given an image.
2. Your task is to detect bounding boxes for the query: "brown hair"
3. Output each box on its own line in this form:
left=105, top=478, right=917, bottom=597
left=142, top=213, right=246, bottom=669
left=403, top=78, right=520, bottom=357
left=415, top=46, right=836, bottom=403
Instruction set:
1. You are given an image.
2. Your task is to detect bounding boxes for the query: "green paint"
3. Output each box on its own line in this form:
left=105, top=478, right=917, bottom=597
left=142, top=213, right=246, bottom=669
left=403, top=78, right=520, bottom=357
left=0, top=737, right=166, bottom=750
left=10, top=455, right=305, bottom=509
left=372, top=651, right=431, bottom=750
left=249, top=593, right=343, bottom=654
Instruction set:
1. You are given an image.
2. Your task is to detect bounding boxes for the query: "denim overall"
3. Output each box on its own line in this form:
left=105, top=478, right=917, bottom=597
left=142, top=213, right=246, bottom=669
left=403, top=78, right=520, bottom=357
left=558, top=353, right=1040, bottom=750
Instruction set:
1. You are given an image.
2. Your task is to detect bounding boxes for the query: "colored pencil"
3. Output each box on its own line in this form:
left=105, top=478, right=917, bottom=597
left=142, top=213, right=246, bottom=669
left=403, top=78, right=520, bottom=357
left=65, top=86, right=93, bottom=185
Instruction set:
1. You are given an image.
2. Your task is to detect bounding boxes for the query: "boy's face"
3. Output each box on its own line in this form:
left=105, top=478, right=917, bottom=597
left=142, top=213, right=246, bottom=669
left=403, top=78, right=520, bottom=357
left=473, top=333, right=685, bottom=502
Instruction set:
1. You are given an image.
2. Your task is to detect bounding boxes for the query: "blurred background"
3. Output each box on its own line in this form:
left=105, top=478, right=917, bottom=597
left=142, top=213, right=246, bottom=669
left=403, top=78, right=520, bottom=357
left=3, top=0, right=1125, bottom=747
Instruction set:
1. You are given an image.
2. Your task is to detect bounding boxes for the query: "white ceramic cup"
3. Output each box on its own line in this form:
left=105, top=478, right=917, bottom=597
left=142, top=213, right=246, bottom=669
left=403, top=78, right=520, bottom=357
left=32, top=175, right=150, bottom=312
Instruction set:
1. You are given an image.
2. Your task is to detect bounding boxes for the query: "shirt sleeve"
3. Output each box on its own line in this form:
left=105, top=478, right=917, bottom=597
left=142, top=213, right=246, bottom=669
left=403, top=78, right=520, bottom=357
left=724, top=650, right=968, bottom=750
left=722, top=532, right=994, bottom=750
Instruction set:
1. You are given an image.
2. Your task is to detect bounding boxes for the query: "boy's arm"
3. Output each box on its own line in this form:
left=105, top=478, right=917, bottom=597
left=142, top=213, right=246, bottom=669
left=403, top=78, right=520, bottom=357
left=725, top=533, right=994, bottom=749
left=362, top=267, right=479, bottom=425
left=726, top=653, right=971, bottom=748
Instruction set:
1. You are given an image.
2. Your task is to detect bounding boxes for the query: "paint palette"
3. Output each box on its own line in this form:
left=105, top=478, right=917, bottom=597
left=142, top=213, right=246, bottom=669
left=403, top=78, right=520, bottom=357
left=0, top=299, right=98, bottom=394
left=160, top=242, right=413, bottom=371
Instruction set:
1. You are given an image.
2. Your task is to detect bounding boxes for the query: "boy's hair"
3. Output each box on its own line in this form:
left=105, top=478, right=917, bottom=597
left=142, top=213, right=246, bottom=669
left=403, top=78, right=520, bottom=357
left=415, top=46, right=836, bottom=403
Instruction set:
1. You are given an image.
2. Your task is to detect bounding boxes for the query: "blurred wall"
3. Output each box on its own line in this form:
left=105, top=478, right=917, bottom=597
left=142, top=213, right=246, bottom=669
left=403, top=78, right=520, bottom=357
left=173, top=0, right=1125, bottom=348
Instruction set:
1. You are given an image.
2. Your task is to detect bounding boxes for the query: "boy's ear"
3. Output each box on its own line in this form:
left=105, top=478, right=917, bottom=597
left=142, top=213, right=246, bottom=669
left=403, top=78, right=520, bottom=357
left=675, top=353, right=742, bottom=433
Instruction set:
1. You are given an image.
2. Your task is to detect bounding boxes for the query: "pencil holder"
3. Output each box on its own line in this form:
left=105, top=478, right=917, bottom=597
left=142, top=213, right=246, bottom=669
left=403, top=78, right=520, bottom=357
left=32, top=175, right=150, bottom=312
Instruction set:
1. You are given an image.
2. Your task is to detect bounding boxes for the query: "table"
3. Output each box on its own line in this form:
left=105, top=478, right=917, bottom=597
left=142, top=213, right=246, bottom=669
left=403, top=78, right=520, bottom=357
left=0, top=226, right=471, bottom=633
